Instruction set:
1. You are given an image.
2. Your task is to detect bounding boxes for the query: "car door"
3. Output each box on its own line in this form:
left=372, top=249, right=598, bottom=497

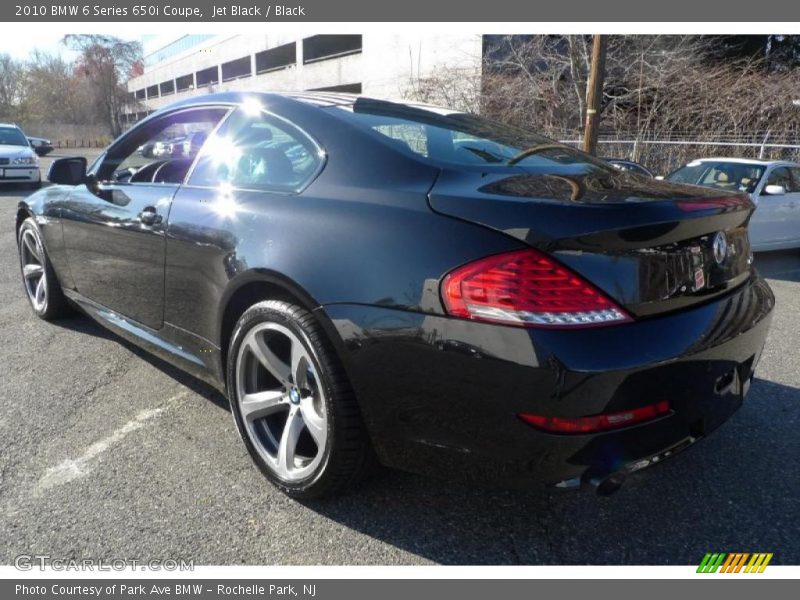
left=788, top=168, right=800, bottom=245
left=60, top=107, right=228, bottom=329
left=163, top=106, right=325, bottom=342
left=750, top=166, right=793, bottom=250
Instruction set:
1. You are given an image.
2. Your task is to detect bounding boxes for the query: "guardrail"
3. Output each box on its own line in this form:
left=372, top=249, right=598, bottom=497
left=51, top=139, right=111, bottom=149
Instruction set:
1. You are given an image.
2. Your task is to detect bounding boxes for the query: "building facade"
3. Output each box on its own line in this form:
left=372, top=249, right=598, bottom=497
left=125, top=34, right=483, bottom=122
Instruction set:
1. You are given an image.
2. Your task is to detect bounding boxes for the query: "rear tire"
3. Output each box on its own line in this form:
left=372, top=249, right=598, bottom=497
left=227, top=300, right=376, bottom=499
left=17, top=218, right=71, bottom=320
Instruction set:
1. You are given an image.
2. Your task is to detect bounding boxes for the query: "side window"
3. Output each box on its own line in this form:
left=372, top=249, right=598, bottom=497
left=765, top=167, right=792, bottom=193
left=738, top=166, right=764, bottom=194
left=188, top=108, right=323, bottom=192
left=97, top=108, right=229, bottom=185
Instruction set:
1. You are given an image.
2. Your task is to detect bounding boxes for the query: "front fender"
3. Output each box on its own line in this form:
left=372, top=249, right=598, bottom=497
left=16, top=186, right=75, bottom=290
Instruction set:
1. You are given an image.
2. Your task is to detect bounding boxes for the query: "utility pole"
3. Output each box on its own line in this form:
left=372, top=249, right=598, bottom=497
left=582, top=34, right=607, bottom=155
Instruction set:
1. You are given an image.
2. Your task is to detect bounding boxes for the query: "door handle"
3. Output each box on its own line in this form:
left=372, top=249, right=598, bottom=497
left=138, top=207, right=162, bottom=226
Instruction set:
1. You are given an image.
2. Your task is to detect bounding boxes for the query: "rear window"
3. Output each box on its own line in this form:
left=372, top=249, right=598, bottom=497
left=333, top=99, right=615, bottom=173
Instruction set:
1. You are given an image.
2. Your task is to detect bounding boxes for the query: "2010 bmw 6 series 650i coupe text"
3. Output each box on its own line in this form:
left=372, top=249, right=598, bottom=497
left=17, top=93, right=774, bottom=498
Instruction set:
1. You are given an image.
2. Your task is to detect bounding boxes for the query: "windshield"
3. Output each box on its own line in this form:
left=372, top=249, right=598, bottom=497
left=0, top=127, right=29, bottom=147
left=335, top=99, right=616, bottom=174
left=666, top=161, right=765, bottom=194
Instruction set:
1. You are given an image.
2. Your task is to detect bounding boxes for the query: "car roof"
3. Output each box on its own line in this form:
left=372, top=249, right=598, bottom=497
left=283, top=92, right=362, bottom=106
left=155, top=91, right=358, bottom=110
left=688, top=157, right=800, bottom=167
left=146, top=91, right=462, bottom=120
left=0, top=123, right=21, bottom=128
left=258, top=91, right=455, bottom=113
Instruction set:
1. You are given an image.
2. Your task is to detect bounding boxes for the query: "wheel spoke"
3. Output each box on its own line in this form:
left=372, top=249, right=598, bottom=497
left=240, top=390, right=286, bottom=422
left=291, top=341, right=309, bottom=388
left=248, top=334, right=291, bottom=384
left=300, top=402, right=326, bottom=447
left=23, top=233, right=41, bottom=263
left=23, top=264, right=43, bottom=280
left=35, top=277, right=45, bottom=305
left=277, top=406, right=304, bottom=476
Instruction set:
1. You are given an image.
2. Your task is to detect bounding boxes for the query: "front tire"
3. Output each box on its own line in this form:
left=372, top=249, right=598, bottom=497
left=17, top=218, right=70, bottom=320
left=227, top=300, right=375, bottom=499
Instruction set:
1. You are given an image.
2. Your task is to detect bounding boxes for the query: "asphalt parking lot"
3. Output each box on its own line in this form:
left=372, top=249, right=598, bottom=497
left=1, top=152, right=798, bottom=566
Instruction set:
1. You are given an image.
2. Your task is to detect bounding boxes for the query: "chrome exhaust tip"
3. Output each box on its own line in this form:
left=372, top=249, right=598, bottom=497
left=588, top=471, right=627, bottom=496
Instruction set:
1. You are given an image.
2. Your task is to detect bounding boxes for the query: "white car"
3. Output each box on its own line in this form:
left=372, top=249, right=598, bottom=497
left=667, top=157, right=800, bottom=252
left=0, top=123, right=41, bottom=189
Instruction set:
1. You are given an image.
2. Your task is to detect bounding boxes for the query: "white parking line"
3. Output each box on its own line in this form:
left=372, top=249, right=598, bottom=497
left=35, top=391, right=188, bottom=494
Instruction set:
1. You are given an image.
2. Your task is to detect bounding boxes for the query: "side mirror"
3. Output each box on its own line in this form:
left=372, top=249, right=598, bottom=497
left=48, top=157, right=87, bottom=186
left=763, top=184, right=786, bottom=196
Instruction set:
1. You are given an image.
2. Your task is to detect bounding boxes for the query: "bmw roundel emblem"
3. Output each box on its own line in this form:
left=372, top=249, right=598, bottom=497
left=712, top=231, right=728, bottom=265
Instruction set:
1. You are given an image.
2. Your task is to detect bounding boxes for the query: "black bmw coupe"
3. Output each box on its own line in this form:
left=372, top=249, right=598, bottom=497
left=17, top=92, right=774, bottom=498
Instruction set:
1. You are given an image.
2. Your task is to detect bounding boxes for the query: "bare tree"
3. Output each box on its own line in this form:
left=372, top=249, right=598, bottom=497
left=21, top=51, right=74, bottom=122
left=405, top=35, right=800, bottom=172
left=63, top=34, right=142, bottom=137
left=0, top=54, right=23, bottom=120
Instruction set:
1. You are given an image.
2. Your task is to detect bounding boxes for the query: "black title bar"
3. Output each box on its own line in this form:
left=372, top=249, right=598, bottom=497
left=5, top=0, right=800, bottom=22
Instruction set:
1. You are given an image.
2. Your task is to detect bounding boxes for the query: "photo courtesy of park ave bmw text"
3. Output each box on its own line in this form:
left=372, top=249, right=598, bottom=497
left=0, top=0, right=798, bottom=595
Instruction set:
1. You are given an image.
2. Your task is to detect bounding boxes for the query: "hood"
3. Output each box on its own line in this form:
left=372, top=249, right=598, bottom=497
left=0, top=144, right=36, bottom=159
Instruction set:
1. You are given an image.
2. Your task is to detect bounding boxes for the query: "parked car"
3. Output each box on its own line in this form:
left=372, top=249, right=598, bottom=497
left=150, top=138, right=175, bottom=158
left=168, top=131, right=208, bottom=158
left=137, top=140, right=158, bottom=158
left=604, top=158, right=654, bottom=177
left=143, top=137, right=185, bottom=159
left=18, top=93, right=774, bottom=499
left=27, top=136, right=54, bottom=157
left=0, top=123, right=41, bottom=189
left=666, top=158, right=800, bottom=251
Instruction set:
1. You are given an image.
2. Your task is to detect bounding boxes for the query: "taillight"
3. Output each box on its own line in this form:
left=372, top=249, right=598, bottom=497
left=519, top=401, right=671, bottom=434
left=441, top=249, right=632, bottom=328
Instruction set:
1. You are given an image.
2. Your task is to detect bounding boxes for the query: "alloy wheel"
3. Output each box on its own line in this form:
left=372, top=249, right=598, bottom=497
left=235, top=322, right=328, bottom=482
left=20, top=228, right=47, bottom=312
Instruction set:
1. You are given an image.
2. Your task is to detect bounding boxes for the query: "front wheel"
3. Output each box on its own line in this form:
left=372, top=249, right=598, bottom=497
left=227, top=300, right=375, bottom=499
left=17, top=218, right=71, bottom=320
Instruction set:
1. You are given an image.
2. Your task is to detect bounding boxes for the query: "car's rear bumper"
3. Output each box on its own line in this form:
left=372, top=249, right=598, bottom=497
left=320, top=273, right=774, bottom=491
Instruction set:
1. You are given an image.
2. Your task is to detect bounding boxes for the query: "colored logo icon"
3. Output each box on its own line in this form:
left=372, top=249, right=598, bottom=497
left=697, top=552, right=773, bottom=573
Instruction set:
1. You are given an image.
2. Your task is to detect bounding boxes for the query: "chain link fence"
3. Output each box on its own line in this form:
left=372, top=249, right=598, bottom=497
left=561, top=134, right=800, bottom=176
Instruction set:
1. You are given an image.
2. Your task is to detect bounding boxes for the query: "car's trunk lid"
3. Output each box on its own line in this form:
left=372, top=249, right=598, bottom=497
left=428, top=167, right=755, bottom=317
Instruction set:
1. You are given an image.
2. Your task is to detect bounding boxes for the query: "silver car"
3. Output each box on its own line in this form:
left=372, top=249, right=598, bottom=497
left=0, top=123, right=41, bottom=189
left=667, top=158, right=800, bottom=252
